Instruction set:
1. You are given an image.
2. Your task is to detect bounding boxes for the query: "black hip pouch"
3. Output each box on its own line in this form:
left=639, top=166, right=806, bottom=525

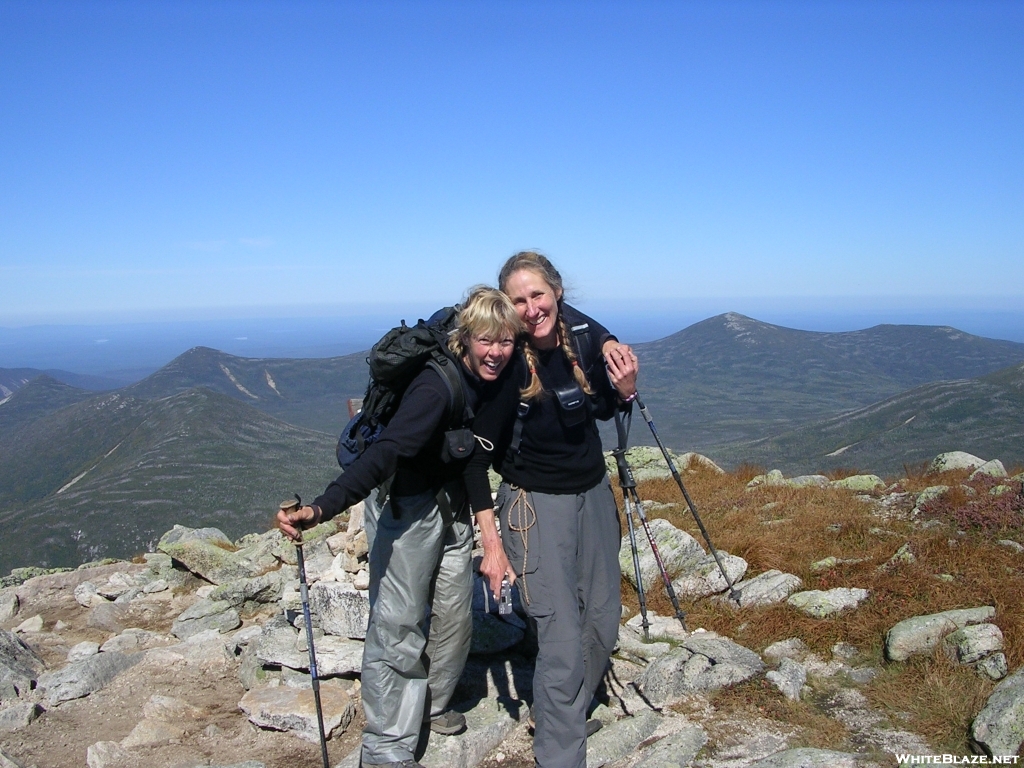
left=441, top=427, right=476, bottom=463
left=554, top=382, right=587, bottom=428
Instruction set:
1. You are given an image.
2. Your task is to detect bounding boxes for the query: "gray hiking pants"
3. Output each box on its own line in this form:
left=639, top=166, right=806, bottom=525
left=360, top=483, right=474, bottom=765
left=497, top=479, right=622, bottom=768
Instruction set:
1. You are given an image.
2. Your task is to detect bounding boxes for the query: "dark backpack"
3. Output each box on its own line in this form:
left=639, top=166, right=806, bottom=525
left=336, top=306, right=472, bottom=468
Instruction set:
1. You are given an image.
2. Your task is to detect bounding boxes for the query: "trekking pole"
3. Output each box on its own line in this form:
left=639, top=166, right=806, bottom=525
left=613, top=410, right=687, bottom=635
left=632, top=394, right=740, bottom=602
left=280, top=495, right=331, bottom=768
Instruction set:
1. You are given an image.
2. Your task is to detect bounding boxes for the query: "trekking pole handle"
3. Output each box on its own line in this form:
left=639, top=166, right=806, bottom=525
left=279, top=494, right=305, bottom=544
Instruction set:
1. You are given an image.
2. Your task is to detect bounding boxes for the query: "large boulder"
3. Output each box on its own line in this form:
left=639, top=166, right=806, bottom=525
left=0, top=590, right=17, bottom=623
left=635, top=634, right=764, bottom=705
left=885, top=606, right=995, bottom=662
left=239, top=680, right=355, bottom=743
left=671, top=551, right=748, bottom=599
left=209, top=571, right=287, bottom=609
left=619, top=519, right=705, bottom=592
left=158, top=525, right=280, bottom=585
left=171, top=599, right=241, bottom=640
left=929, top=451, right=985, bottom=473
left=0, top=701, right=41, bottom=732
left=943, top=624, right=1004, bottom=665
left=970, top=460, right=1008, bottom=481
left=36, top=651, right=142, bottom=706
left=971, top=666, right=1024, bottom=758
left=0, top=629, right=45, bottom=700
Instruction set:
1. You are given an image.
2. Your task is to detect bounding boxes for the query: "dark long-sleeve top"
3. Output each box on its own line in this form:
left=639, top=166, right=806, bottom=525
left=464, top=304, right=622, bottom=512
left=313, top=361, right=488, bottom=521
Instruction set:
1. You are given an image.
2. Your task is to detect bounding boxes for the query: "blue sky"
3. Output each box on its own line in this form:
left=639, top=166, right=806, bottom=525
left=1, top=0, right=1021, bottom=328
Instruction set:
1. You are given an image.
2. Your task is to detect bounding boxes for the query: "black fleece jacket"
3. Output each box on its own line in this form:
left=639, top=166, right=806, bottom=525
left=313, top=361, right=493, bottom=521
left=464, top=304, right=622, bottom=512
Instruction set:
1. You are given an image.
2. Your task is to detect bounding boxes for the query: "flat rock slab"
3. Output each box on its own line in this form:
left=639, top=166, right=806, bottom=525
left=830, top=475, right=885, bottom=492
left=746, top=748, right=863, bottom=768
left=885, top=606, right=995, bottom=662
left=239, top=680, right=355, bottom=743
left=120, top=717, right=186, bottom=747
left=625, top=610, right=689, bottom=642
left=420, top=698, right=523, bottom=768
left=37, top=650, right=142, bottom=706
left=786, top=588, right=869, bottom=618
left=100, top=628, right=174, bottom=654
left=970, top=665, right=1024, bottom=758
left=636, top=635, right=764, bottom=705
left=725, top=570, right=803, bottom=608
left=255, top=625, right=364, bottom=676
left=587, top=708, right=662, bottom=767
left=632, top=720, right=708, bottom=768
left=86, top=741, right=129, bottom=768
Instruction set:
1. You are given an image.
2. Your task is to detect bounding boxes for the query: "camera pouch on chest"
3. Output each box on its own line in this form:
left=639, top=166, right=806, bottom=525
left=441, top=427, right=476, bottom=463
left=554, top=382, right=587, bottom=428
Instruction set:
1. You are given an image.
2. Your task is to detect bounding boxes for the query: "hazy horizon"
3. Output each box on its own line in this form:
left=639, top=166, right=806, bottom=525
left=4, top=299, right=1024, bottom=380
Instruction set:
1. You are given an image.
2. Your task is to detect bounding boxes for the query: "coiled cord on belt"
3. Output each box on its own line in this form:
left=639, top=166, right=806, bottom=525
left=507, top=487, right=536, bottom=605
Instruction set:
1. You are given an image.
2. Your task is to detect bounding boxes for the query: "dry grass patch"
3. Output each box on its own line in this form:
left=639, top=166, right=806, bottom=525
left=867, top=652, right=994, bottom=754
left=614, top=462, right=1024, bottom=752
left=700, top=677, right=855, bottom=752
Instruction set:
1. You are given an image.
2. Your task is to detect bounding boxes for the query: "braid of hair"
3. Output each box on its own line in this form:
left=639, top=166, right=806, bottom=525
left=557, top=312, right=594, bottom=395
left=519, top=340, right=544, bottom=401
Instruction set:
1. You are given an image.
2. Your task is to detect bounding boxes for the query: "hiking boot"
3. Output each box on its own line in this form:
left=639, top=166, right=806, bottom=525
left=429, top=709, right=467, bottom=735
left=363, top=761, right=426, bottom=768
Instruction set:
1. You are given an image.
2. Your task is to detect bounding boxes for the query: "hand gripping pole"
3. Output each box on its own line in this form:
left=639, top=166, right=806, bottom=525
left=280, top=494, right=331, bottom=768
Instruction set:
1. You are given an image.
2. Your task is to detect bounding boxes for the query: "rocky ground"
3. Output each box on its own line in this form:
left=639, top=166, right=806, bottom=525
left=2, top=449, right=1022, bottom=768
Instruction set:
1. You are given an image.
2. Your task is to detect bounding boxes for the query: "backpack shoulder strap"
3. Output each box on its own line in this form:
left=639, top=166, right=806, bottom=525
left=562, top=304, right=598, bottom=375
left=426, top=353, right=470, bottom=427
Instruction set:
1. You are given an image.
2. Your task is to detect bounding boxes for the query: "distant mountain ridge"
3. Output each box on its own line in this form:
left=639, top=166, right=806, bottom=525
left=0, top=367, right=125, bottom=397
left=4, top=312, right=1024, bottom=573
left=629, top=312, right=1024, bottom=449
left=0, top=386, right=337, bottom=572
left=713, top=360, right=1024, bottom=475
left=122, top=346, right=370, bottom=435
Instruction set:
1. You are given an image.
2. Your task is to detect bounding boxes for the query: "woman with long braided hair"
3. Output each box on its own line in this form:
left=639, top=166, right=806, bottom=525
left=464, top=251, right=638, bottom=768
